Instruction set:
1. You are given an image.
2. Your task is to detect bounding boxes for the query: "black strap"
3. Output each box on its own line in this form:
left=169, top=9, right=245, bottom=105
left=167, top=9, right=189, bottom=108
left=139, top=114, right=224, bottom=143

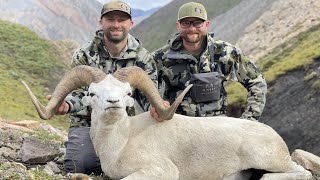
left=208, top=44, right=216, bottom=71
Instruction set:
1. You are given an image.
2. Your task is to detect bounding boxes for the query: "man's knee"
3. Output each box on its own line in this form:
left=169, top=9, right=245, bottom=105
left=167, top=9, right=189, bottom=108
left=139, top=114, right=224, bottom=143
left=64, top=156, right=102, bottom=174
left=64, top=127, right=102, bottom=174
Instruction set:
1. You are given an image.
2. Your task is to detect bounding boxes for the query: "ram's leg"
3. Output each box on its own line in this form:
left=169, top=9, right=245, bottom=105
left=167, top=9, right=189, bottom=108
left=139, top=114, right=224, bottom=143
left=260, top=162, right=312, bottom=180
left=121, top=158, right=179, bottom=180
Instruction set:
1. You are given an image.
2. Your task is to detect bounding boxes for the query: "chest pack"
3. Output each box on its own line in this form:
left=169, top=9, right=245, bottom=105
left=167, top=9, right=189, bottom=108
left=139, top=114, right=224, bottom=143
left=189, top=45, right=222, bottom=103
left=190, top=72, right=221, bottom=103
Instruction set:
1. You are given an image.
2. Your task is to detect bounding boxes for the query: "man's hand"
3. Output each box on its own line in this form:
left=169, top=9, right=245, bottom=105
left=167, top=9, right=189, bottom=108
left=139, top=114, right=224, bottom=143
left=150, top=101, right=170, bottom=122
left=46, top=95, right=69, bottom=115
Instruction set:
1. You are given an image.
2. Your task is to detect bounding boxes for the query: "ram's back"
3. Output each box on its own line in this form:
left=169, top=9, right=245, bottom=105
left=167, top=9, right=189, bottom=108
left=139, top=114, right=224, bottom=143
left=126, top=114, right=288, bottom=179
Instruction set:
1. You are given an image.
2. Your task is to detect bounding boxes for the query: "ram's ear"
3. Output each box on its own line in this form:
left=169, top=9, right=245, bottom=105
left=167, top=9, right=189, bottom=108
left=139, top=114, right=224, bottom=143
left=82, top=96, right=92, bottom=106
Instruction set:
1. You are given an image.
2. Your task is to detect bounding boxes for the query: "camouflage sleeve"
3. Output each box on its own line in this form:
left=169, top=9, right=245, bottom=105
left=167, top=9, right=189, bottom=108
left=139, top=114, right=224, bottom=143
left=133, top=49, right=158, bottom=112
left=232, top=50, right=267, bottom=121
left=70, top=48, right=89, bottom=67
left=65, top=48, right=90, bottom=114
left=151, top=46, right=169, bottom=100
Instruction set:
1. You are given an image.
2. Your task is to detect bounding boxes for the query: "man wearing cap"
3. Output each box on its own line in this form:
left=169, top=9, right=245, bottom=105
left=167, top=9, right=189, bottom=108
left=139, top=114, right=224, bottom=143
left=47, top=0, right=157, bottom=174
left=151, top=2, right=267, bottom=121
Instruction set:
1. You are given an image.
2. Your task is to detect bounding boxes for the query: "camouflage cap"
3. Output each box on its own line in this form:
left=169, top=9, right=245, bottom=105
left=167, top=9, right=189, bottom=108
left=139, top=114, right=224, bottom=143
left=101, top=0, right=131, bottom=18
left=178, top=2, right=207, bottom=21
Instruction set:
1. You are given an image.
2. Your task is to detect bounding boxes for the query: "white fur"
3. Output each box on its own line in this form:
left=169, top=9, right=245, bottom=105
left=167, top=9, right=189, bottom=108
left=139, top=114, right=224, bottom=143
left=84, top=75, right=312, bottom=180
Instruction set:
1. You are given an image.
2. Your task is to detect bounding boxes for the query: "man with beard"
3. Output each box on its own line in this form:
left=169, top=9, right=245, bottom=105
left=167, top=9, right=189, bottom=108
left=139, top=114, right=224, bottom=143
left=151, top=2, right=267, bottom=122
left=46, top=0, right=157, bottom=175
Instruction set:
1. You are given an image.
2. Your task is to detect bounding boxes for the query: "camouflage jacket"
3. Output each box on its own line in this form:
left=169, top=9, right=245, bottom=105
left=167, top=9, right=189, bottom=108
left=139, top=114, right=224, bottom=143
left=153, top=33, right=267, bottom=120
left=65, top=30, right=157, bottom=127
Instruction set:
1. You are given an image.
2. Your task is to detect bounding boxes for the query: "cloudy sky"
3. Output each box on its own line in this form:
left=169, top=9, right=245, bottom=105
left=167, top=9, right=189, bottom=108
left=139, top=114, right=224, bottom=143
left=97, top=0, right=173, bottom=11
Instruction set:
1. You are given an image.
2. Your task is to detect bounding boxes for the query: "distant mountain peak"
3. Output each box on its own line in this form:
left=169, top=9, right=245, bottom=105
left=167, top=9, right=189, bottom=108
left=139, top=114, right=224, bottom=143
left=0, top=0, right=158, bottom=43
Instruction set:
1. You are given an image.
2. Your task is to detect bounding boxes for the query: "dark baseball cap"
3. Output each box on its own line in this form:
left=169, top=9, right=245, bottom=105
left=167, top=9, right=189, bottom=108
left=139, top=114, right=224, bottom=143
left=101, top=1, right=131, bottom=18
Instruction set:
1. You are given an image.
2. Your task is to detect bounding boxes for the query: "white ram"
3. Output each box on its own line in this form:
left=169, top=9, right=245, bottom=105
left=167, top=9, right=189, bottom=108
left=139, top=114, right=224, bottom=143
left=22, top=65, right=312, bottom=180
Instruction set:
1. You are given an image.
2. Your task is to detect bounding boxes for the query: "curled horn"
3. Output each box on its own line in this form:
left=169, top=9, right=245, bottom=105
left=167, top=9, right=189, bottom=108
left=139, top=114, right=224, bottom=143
left=22, top=65, right=106, bottom=120
left=113, top=67, right=192, bottom=121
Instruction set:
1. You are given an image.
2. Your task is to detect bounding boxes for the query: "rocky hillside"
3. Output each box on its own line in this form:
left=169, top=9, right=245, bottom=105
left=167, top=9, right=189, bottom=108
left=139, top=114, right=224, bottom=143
left=0, top=20, right=72, bottom=129
left=0, top=118, right=109, bottom=179
left=258, top=24, right=320, bottom=156
left=0, top=0, right=101, bottom=43
left=224, top=24, right=320, bottom=157
left=235, top=0, right=320, bottom=61
left=208, top=0, right=277, bottom=45
left=0, top=0, right=157, bottom=44
left=261, top=58, right=320, bottom=156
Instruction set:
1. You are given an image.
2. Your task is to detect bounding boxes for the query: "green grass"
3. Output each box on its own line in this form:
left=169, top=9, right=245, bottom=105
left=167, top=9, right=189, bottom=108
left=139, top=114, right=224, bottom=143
left=227, top=24, right=320, bottom=105
left=0, top=163, right=22, bottom=180
left=0, top=20, right=69, bottom=130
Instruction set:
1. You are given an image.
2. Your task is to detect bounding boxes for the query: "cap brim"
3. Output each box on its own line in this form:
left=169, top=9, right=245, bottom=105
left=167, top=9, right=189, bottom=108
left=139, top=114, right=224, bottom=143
left=101, top=10, right=131, bottom=18
left=178, top=16, right=207, bottom=21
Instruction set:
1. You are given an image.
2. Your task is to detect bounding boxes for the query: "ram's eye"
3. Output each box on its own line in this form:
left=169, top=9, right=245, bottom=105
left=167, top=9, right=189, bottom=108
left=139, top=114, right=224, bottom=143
left=127, top=92, right=132, bottom=96
left=89, top=93, right=96, bottom=97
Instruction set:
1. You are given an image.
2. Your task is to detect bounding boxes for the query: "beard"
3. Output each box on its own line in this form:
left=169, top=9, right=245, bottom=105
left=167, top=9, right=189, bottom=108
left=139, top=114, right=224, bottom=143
left=103, top=28, right=128, bottom=44
left=180, top=31, right=203, bottom=43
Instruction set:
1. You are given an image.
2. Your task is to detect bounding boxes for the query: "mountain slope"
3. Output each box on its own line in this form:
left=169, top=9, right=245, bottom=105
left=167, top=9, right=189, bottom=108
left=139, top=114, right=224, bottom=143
left=236, top=0, right=320, bottom=61
left=0, top=20, right=71, bottom=129
left=261, top=59, right=320, bottom=156
left=132, top=7, right=159, bottom=25
left=260, top=25, right=320, bottom=156
left=0, top=0, right=101, bottom=43
left=209, top=0, right=277, bottom=44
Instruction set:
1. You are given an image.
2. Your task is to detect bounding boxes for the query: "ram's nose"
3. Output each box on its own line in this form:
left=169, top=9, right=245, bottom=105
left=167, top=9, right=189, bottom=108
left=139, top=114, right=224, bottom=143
left=107, top=99, right=120, bottom=103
